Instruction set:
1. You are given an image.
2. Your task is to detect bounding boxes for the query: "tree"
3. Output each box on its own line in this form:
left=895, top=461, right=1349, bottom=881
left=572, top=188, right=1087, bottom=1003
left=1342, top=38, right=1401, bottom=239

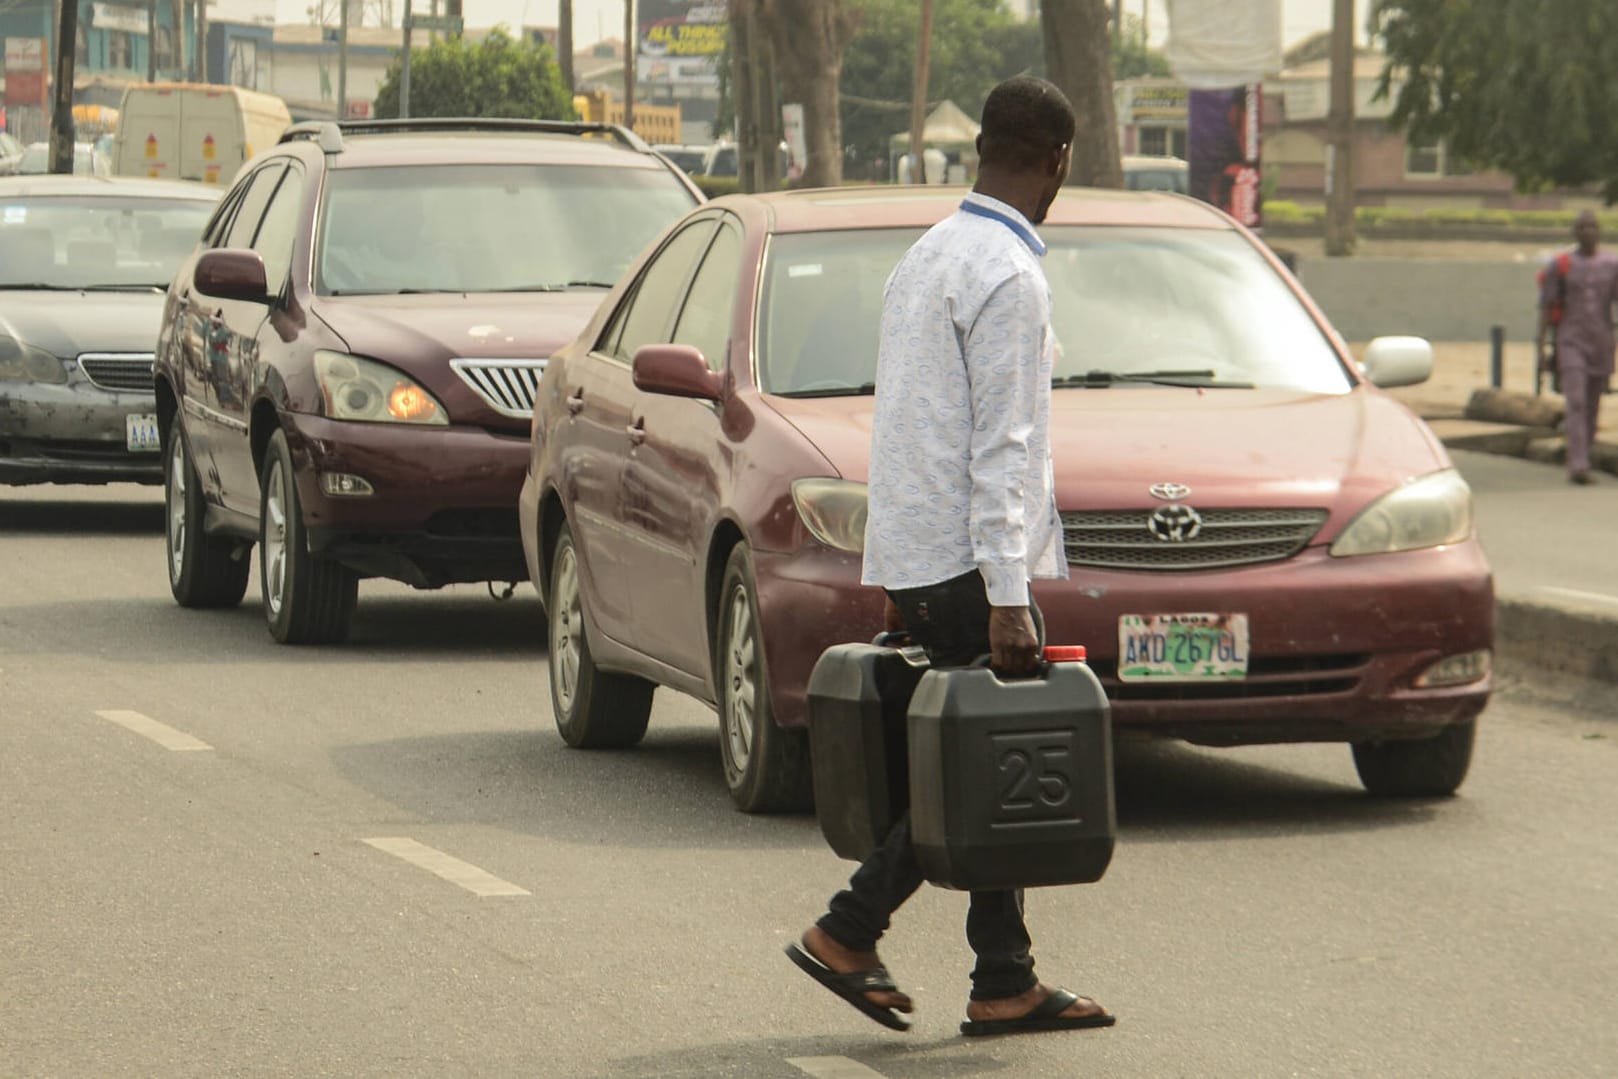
left=1111, top=13, right=1170, bottom=80
left=768, top=0, right=861, bottom=187
left=1041, top=0, right=1123, bottom=188
left=1374, top=0, right=1618, bottom=203
left=372, top=28, right=576, bottom=121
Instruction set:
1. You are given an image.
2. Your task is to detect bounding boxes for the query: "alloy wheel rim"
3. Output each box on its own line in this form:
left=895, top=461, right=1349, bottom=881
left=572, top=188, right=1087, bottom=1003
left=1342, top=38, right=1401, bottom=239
left=166, top=437, right=186, bottom=583
left=724, top=586, right=756, bottom=774
left=552, top=545, right=582, bottom=714
left=263, top=464, right=288, bottom=618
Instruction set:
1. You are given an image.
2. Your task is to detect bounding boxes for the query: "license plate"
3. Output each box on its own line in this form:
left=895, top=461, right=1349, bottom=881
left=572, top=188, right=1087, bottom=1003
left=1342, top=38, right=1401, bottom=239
left=126, top=413, right=160, bottom=453
left=1118, top=613, right=1249, bottom=682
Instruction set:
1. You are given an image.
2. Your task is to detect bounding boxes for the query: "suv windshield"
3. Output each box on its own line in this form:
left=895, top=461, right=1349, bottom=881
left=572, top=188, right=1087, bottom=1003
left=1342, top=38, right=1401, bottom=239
left=316, top=163, right=699, bottom=296
left=0, top=195, right=213, bottom=288
left=759, top=226, right=1351, bottom=396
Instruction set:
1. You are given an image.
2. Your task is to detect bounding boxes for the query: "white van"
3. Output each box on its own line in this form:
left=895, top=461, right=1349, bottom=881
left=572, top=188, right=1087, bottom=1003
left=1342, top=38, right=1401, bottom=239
left=113, top=83, right=291, bottom=185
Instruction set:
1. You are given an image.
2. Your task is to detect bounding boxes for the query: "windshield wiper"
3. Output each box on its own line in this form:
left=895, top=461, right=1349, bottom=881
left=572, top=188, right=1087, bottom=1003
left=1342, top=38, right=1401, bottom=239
left=485, top=281, right=617, bottom=293
left=326, top=288, right=461, bottom=296
left=0, top=282, right=165, bottom=292
left=776, top=382, right=877, bottom=399
left=1053, top=369, right=1253, bottom=389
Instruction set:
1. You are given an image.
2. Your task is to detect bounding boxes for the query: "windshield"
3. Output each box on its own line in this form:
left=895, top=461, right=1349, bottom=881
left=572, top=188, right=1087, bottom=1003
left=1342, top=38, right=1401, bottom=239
left=17, top=144, right=107, bottom=176
left=315, top=163, right=699, bottom=296
left=0, top=195, right=214, bottom=289
left=759, top=225, right=1351, bottom=396
left=660, top=149, right=708, bottom=175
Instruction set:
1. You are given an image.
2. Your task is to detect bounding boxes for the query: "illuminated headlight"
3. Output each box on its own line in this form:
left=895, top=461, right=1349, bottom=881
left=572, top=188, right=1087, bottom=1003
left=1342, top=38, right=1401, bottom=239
left=0, top=335, right=67, bottom=384
left=792, top=478, right=868, bottom=553
left=314, top=351, right=447, bottom=425
left=1414, top=650, right=1492, bottom=688
left=1330, top=469, right=1473, bottom=557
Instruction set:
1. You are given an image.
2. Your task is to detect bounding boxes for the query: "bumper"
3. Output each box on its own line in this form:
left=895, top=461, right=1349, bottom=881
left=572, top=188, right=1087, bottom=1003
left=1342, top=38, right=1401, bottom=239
left=0, top=381, right=161, bottom=486
left=753, top=540, right=1494, bottom=744
left=286, top=412, right=531, bottom=588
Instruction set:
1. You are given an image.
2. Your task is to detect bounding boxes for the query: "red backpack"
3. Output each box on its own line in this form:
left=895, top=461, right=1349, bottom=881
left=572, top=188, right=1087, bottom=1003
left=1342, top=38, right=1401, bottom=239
left=1538, top=252, right=1574, bottom=324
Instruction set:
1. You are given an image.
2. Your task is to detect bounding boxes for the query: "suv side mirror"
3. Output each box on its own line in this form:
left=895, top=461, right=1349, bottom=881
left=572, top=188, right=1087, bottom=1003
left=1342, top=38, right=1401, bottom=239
left=1361, top=335, right=1434, bottom=389
left=632, top=344, right=723, bottom=401
left=194, top=248, right=269, bottom=304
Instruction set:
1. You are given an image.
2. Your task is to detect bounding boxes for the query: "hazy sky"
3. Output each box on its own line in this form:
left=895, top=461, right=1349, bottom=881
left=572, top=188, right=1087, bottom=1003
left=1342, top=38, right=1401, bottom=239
left=271, top=0, right=1351, bottom=51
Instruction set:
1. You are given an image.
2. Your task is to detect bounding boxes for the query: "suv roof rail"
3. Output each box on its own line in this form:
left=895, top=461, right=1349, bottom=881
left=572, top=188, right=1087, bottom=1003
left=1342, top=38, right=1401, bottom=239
left=280, top=118, right=651, bottom=154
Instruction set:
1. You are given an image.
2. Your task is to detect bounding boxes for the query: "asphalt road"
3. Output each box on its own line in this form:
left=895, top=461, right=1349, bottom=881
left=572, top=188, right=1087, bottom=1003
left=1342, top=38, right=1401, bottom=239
left=2, top=480, right=1615, bottom=1079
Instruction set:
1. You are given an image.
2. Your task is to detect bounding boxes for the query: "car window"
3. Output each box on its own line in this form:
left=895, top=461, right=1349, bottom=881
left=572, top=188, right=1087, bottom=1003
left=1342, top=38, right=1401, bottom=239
left=758, top=226, right=1350, bottom=396
left=223, top=163, right=287, bottom=250
left=671, top=222, right=741, bottom=371
left=0, top=195, right=216, bottom=289
left=314, top=162, right=697, bottom=296
left=202, top=181, right=251, bottom=248
left=249, top=166, right=304, bottom=291
left=608, top=220, right=717, bottom=363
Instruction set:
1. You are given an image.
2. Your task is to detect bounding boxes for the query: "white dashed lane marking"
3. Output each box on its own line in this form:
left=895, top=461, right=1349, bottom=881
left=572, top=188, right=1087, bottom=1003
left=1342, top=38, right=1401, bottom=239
left=94, top=710, right=213, bottom=752
left=361, top=837, right=531, bottom=897
left=786, top=1057, right=889, bottom=1078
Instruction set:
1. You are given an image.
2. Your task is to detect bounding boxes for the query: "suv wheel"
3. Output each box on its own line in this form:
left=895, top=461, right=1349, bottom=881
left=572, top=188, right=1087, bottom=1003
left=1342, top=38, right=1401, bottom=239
left=716, top=544, right=812, bottom=814
left=259, top=429, right=357, bottom=644
left=165, top=420, right=250, bottom=608
left=1352, top=720, right=1476, bottom=797
left=549, top=521, right=654, bottom=747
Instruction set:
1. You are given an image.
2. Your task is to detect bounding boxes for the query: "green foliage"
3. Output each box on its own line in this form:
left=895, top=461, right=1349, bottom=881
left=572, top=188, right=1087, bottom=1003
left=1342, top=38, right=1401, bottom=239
left=373, top=28, right=577, bottom=121
left=1374, top=0, right=1618, bottom=204
left=1262, top=201, right=1618, bottom=232
left=1111, top=14, right=1170, bottom=80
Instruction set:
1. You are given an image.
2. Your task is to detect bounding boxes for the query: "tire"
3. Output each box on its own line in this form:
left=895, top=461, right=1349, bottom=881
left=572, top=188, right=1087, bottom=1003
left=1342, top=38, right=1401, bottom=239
left=1352, top=720, right=1477, bottom=797
left=164, top=420, right=250, bottom=608
left=259, top=429, right=357, bottom=644
left=716, top=544, right=812, bottom=814
left=548, top=521, right=654, bottom=748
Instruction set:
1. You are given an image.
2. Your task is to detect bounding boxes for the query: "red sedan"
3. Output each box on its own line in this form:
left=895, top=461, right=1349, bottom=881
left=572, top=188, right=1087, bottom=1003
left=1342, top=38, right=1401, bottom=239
left=519, top=187, right=1493, bottom=813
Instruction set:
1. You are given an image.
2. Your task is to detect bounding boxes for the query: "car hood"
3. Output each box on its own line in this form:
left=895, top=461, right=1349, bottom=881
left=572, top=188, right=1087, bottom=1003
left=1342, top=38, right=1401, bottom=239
left=763, top=387, right=1451, bottom=530
left=314, top=292, right=604, bottom=369
left=0, top=290, right=167, bottom=357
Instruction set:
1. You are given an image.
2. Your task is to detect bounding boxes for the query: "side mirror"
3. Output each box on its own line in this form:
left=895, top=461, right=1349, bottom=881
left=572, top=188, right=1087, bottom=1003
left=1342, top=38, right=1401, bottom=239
left=194, top=248, right=269, bottom=303
left=632, top=343, right=723, bottom=401
left=1360, top=336, right=1434, bottom=388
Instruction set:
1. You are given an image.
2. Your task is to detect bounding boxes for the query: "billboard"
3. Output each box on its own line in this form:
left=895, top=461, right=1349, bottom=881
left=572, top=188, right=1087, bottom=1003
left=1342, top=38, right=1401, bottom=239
left=4, top=39, right=47, bottom=111
left=1188, top=83, right=1262, bottom=230
left=637, top=1, right=727, bottom=90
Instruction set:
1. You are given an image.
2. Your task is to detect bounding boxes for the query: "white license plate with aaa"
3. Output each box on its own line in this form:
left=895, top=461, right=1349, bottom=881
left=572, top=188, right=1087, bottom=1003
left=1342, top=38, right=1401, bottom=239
left=126, top=413, right=161, bottom=453
left=1118, top=613, right=1249, bottom=682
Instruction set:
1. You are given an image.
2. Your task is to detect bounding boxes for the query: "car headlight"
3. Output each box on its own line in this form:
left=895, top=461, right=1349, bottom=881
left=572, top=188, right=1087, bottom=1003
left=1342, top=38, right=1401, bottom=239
left=0, top=336, right=67, bottom=385
left=792, top=477, right=868, bottom=553
left=314, top=350, right=447, bottom=425
left=1329, top=469, right=1473, bottom=557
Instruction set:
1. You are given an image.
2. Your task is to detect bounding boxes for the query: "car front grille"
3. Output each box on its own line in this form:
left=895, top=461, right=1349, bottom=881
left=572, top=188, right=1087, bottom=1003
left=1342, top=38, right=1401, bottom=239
left=450, top=358, right=548, bottom=419
left=78, top=353, right=156, bottom=393
left=1061, top=508, right=1329, bottom=571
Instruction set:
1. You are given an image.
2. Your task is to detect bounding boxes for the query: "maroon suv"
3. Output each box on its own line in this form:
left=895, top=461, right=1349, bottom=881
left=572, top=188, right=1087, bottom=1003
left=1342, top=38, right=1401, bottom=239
left=154, top=119, right=700, bottom=643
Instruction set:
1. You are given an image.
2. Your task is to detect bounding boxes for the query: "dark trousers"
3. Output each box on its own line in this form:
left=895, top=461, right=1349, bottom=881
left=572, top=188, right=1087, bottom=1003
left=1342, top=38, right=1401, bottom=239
left=816, top=570, right=1042, bottom=1001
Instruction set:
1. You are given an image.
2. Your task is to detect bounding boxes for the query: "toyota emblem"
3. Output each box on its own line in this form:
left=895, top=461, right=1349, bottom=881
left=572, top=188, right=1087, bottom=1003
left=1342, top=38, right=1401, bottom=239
left=1149, top=482, right=1192, bottom=501
left=1148, top=504, right=1203, bottom=542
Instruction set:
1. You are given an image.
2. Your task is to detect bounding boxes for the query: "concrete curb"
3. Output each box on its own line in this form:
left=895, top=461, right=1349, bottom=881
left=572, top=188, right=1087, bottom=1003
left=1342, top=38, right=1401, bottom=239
left=1495, top=594, right=1618, bottom=685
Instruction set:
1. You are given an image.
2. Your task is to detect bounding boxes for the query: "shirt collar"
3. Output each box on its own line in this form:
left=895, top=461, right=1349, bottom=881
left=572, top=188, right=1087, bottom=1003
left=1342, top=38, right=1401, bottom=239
left=959, top=192, right=1047, bottom=257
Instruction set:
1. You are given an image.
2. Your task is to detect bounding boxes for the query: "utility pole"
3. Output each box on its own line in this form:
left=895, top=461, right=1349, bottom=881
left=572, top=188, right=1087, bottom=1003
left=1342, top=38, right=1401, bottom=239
left=48, top=0, right=78, bottom=173
left=399, top=0, right=411, bottom=117
left=1324, top=0, right=1356, bottom=256
left=147, top=0, right=157, bottom=80
left=1112, top=0, right=1123, bottom=44
left=195, top=0, right=208, bottom=82
left=907, top=0, right=933, bottom=184
left=559, top=0, right=574, bottom=97
left=338, top=0, right=349, bottom=120
left=623, top=0, right=635, bottom=132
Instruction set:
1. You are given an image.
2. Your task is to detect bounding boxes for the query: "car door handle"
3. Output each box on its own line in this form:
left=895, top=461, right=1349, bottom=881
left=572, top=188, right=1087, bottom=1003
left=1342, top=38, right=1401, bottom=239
left=627, top=418, right=646, bottom=446
left=565, top=391, right=586, bottom=415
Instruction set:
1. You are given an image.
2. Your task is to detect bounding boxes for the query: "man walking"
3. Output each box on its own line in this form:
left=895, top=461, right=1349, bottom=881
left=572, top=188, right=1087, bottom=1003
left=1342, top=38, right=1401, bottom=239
left=785, top=75, right=1114, bottom=1037
left=1537, top=210, right=1618, bottom=485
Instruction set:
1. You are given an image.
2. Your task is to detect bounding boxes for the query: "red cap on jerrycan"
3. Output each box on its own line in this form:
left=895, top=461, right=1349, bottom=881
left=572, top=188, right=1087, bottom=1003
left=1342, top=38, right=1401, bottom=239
left=1043, top=645, right=1087, bottom=663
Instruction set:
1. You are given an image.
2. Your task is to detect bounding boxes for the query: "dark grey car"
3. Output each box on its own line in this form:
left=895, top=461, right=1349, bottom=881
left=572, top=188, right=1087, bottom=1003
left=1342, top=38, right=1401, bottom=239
left=0, top=176, right=218, bottom=486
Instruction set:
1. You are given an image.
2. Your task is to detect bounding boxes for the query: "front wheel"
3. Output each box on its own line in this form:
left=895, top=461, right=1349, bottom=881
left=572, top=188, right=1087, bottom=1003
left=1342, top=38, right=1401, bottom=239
left=716, top=545, right=812, bottom=814
left=165, top=420, right=250, bottom=608
left=1352, top=720, right=1476, bottom=797
left=259, top=429, right=356, bottom=644
left=548, top=520, right=654, bottom=748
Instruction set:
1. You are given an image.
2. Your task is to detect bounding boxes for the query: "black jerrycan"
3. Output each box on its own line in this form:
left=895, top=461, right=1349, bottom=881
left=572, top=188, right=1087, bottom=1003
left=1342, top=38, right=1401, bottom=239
left=805, top=633, right=930, bottom=862
left=908, top=646, right=1115, bottom=891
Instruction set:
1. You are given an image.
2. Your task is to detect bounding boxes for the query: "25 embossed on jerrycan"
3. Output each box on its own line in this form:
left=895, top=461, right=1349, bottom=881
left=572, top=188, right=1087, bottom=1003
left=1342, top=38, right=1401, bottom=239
left=805, top=635, right=930, bottom=862
left=908, top=647, right=1116, bottom=891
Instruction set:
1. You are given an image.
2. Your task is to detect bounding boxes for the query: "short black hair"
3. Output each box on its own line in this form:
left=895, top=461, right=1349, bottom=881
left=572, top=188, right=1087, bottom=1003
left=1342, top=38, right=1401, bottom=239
left=979, top=76, right=1077, bottom=171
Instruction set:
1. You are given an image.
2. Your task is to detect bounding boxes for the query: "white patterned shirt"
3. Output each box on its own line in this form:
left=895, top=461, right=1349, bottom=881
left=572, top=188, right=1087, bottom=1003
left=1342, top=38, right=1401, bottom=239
left=861, top=192, right=1067, bottom=607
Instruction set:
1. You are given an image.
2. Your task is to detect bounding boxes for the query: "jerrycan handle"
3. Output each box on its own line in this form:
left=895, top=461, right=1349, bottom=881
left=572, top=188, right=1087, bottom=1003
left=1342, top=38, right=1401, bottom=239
left=871, top=630, right=913, bottom=648
left=967, top=645, right=1087, bottom=680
